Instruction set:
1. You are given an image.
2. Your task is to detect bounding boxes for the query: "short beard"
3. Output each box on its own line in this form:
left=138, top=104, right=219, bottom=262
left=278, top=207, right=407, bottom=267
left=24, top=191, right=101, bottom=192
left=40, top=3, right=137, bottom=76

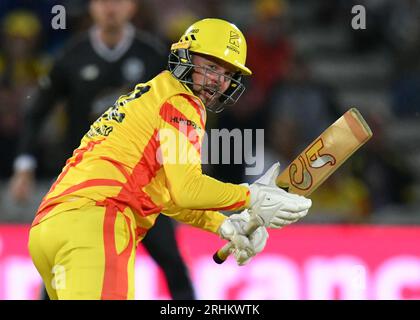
left=194, top=85, right=220, bottom=106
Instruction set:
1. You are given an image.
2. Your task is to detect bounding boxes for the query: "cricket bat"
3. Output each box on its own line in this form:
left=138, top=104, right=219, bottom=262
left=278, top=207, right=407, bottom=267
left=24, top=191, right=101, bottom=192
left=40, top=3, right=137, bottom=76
left=213, top=107, right=373, bottom=264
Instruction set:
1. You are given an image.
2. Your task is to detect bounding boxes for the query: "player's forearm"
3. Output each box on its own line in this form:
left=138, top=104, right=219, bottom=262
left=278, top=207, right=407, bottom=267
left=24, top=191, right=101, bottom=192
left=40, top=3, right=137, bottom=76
left=163, top=207, right=227, bottom=234
left=168, top=171, right=250, bottom=211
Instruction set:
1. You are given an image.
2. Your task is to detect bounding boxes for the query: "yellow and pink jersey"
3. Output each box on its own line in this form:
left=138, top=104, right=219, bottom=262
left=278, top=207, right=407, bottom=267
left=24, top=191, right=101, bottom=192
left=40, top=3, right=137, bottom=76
left=33, top=71, right=250, bottom=239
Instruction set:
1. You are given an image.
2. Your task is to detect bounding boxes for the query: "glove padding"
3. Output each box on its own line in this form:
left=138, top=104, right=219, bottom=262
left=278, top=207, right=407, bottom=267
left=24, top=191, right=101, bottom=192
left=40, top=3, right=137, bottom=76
left=248, top=162, right=312, bottom=228
left=218, top=210, right=268, bottom=266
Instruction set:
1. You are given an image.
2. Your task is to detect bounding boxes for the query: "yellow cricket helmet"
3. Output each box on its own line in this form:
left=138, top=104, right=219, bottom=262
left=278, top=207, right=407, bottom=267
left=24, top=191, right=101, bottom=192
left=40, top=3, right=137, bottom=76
left=173, top=18, right=251, bottom=75
left=168, top=18, right=251, bottom=112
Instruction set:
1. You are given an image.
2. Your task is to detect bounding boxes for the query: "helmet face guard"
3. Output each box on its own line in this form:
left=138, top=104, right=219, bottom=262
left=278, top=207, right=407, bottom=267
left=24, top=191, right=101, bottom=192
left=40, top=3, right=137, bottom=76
left=168, top=48, right=245, bottom=113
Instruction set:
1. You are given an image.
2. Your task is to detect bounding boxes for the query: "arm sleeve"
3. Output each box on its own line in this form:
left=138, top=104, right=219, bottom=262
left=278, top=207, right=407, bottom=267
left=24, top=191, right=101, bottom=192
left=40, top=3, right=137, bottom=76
left=17, top=55, right=69, bottom=157
left=158, top=94, right=250, bottom=211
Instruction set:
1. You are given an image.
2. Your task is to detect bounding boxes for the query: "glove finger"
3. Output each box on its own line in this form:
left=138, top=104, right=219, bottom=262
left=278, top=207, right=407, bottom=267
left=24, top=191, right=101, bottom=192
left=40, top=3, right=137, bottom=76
left=276, top=209, right=309, bottom=220
left=269, top=217, right=297, bottom=228
left=273, top=216, right=297, bottom=225
left=219, top=220, right=235, bottom=240
left=298, top=209, right=309, bottom=218
left=234, top=249, right=251, bottom=265
left=231, top=234, right=251, bottom=251
left=229, top=210, right=250, bottom=223
left=280, top=198, right=312, bottom=213
left=238, top=256, right=252, bottom=266
left=270, top=209, right=301, bottom=221
left=248, top=225, right=267, bottom=237
left=224, top=211, right=252, bottom=238
left=230, top=220, right=247, bottom=235
left=288, top=209, right=309, bottom=219
left=269, top=222, right=286, bottom=229
left=249, top=227, right=268, bottom=252
left=261, top=189, right=310, bottom=212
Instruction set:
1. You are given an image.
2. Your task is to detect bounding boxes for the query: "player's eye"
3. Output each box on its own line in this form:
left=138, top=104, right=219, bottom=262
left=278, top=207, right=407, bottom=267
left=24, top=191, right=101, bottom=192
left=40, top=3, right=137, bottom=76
left=207, top=64, right=217, bottom=71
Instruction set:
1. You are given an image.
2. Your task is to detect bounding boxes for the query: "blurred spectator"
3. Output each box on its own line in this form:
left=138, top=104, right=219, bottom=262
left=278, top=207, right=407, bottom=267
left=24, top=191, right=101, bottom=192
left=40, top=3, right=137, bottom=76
left=0, top=10, right=50, bottom=178
left=239, top=0, right=294, bottom=123
left=263, top=56, right=372, bottom=220
left=159, top=9, right=199, bottom=46
left=391, top=71, right=420, bottom=118
left=387, top=0, right=420, bottom=118
left=131, top=0, right=160, bottom=34
left=387, top=0, right=420, bottom=58
left=266, top=56, right=340, bottom=162
left=314, top=0, right=347, bottom=27
left=346, top=0, right=392, bottom=53
left=351, top=114, right=416, bottom=213
left=309, top=164, right=372, bottom=222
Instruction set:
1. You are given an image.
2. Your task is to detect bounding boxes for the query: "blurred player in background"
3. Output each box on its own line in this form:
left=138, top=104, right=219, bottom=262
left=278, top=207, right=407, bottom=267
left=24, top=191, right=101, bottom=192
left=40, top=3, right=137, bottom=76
left=9, top=0, right=195, bottom=300
left=27, top=17, right=311, bottom=299
left=0, top=10, right=50, bottom=179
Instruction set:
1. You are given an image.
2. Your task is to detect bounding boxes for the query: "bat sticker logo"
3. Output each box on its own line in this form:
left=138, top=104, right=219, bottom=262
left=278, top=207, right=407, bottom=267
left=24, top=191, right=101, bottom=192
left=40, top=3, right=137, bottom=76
left=289, top=138, right=336, bottom=190
left=289, top=156, right=312, bottom=190
left=307, top=139, right=336, bottom=168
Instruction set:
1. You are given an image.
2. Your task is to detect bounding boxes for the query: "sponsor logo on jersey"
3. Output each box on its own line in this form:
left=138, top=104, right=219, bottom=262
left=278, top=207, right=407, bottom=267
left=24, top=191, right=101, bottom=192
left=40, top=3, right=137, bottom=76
left=170, top=117, right=201, bottom=131
left=86, top=124, right=113, bottom=138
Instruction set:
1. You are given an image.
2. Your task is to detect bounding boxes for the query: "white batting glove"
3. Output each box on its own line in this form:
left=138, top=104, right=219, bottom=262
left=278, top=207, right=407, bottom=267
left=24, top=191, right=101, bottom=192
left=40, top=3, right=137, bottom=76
left=218, top=211, right=269, bottom=266
left=217, top=211, right=248, bottom=240
left=247, top=163, right=312, bottom=228
left=230, top=210, right=268, bottom=265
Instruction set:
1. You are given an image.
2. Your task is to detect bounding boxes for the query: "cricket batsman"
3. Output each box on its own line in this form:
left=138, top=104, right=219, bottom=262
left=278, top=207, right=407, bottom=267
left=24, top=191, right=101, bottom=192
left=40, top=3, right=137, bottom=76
left=28, top=18, right=312, bottom=299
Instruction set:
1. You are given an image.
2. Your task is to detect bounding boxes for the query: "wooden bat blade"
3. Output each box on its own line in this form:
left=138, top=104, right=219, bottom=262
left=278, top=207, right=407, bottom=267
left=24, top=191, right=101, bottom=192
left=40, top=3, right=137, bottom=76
left=213, top=107, right=373, bottom=264
left=276, top=107, right=373, bottom=197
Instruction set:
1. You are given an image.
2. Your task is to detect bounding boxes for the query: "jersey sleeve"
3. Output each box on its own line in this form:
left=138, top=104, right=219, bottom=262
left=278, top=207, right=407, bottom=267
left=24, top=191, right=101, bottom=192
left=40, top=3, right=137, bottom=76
left=158, top=94, right=250, bottom=211
left=163, top=205, right=227, bottom=234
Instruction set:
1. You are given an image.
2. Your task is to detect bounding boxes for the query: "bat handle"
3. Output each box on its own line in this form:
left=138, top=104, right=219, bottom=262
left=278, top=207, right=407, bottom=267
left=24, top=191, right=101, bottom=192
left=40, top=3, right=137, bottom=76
left=213, top=242, right=233, bottom=264
left=213, top=216, right=262, bottom=264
